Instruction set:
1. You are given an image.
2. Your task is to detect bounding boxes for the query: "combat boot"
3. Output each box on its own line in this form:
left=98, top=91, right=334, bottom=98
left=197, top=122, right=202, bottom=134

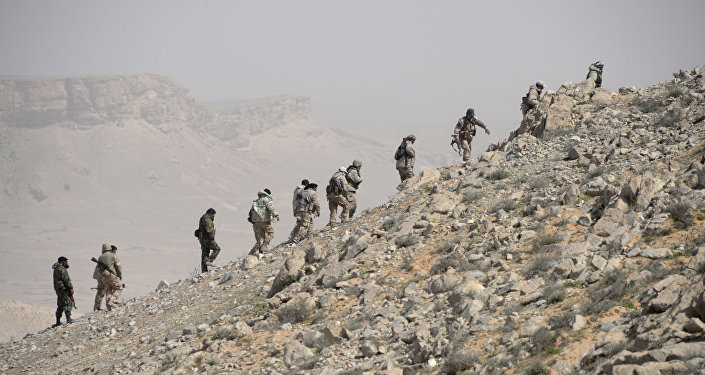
left=66, top=312, right=73, bottom=324
left=52, top=311, right=62, bottom=328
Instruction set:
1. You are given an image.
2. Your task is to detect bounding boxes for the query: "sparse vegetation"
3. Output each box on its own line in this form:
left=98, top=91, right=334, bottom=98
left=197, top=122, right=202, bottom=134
left=549, top=311, right=576, bottom=331
left=462, top=189, right=483, bottom=203
left=530, top=327, right=556, bottom=354
left=531, top=231, right=562, bottom=252
left=525, top=361, right=550, bottom=375
left=155, top=354, right=179, bottom=374
left=381, top=216, right=399, bottom=230
left=665, top=82, right=685, bottom=98
left=275, top=301, right=313, bottom=324
left=395, top=234, right=419, bottom=248
left=442, top=348, right=477, bottom=374
left=491, top=199, right=518, bottom=213
left=487, top=169, right=511, bottom=181
left=528, top=176, right=550, bottom=190
left=583, top=270, right=631, bottom=315
left=523, top=256, right=554, bottom=278
left=631, top=96, right=663, bottom=113
left=654, top=109, right=684, bottom=128
left=666, top=202, right=694, bottom=228
left=544, top=284, right=566, bottom=304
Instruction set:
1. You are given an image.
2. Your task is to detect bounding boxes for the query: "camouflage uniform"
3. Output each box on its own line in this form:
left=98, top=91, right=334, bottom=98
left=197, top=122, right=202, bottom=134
left=587, top=63, right=603, bottom=88
left=52, top=260, right=73, bottom=325
left=521, top=85, right=543, bottom=116
left=454, top=115, right=489, bottom=162
left=288, top=184, right=306, bottom=241
left=198, top=212, right=220, bottom=272
left=345, top=162, right=363, bottom=218
left=289, top=187, right=321, bottom=241
left=395, top=139, right=416, bottom=181
left=326, top=170, right=351, bottom=226
left=249, top=190, right=279, bottom=255
left=93, top=243, right=112, bottom=311
left=97, top=250, right=123, bottom=311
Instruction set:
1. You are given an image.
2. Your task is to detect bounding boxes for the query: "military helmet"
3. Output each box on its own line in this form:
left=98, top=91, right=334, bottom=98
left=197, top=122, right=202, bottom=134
left=102, top=243, right=112, bottom=252
left=536, top=81, right=545, bottom=88
left=352, top=160, right=362, bottom=168
left=58, top=256, right=68, bottom=262
left=466, top=108, right=475, bottom=117
left=406, top=134, right=416, bottom=141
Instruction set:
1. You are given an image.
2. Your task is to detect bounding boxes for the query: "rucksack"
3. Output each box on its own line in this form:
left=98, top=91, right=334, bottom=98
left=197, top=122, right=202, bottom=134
left=249, top=198, right=269, bottom=222
left=394, top=145, right=406, bottom=160
left=326, top=175, right=343, bottom=195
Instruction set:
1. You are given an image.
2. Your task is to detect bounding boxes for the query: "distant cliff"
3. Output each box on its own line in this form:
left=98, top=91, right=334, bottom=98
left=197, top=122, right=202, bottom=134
left=0, top=74, right=206, bottom=128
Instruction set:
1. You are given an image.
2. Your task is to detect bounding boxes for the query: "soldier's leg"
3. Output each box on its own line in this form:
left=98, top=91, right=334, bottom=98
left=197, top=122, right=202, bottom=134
left=261, top=223, right=274, bottom=253
left=289, top=214, right=304, bottom=241
left=62, top=293, right=73, bottom=322
left=208, top=241, right=220, bottom=262
left=397, top=168, right=405, bottom=182
left=249, top=223, right=261, bottom=255
left=328, top=199, right=338, bottom=226
left=298, top=213, right=311, bottom=239
left=201, top=243, right=209, bottom=272
left=404, top=167, right=415, bottom=180
left=54, top=295, right=63, bottom=326
left=347, top=192, right=357, bottom=218
left=338, top=197, right=350, bottom=223
left=105, top=276, right=123, bottom=310
left=94, top=278, right=106, bottom=310
left=461, top=139, right=472, bottom=161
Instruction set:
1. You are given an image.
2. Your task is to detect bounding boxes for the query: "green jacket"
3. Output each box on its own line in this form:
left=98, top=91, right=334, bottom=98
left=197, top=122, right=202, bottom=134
left=52, top=263, right=73, bottom=294
left=199, top=214, right=216, bottom=242
left=250, top=191, right=278, bottom=223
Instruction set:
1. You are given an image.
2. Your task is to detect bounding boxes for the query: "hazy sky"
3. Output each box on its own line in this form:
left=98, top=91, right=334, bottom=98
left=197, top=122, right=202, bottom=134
left=2, top=0, right=705, bottom=140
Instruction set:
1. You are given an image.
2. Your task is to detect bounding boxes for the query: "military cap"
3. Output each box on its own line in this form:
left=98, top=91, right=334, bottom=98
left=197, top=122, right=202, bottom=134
left=406, top=134, right=416, bottom=141
left=352, top=160, right=362, bottom=167
left=102, top=243, right=112, bottom=252
left=536, top=81, right=545, bottom=88
left=264, top=188, right=272, bottom=195
left=338, top=167, right=347, bottom=172
left=466, top=108, right=475, bottom=117
left=58, top=256, right=68, bottom=262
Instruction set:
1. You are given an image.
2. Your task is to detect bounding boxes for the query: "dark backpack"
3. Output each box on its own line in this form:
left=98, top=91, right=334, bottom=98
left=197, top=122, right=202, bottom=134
left=394, top=145, right=406, bottom=160
left=326, top=175, right=342, bottom=195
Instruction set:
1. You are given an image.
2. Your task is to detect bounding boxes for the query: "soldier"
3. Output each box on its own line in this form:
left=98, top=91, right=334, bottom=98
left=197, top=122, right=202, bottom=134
left=395, top=135, right=416, bottom=182
left=248, top=189, right=279, bottom=258
left=96, top=244, right=123, bottom=311
left=326, top=167, right=351, bottom=227
left=287, top=179, right=309, bottom=242
left=521, top=81, right=545, bottom=116
left=345, top=160, right=363, bottom=218
left=197, top=208, right=220, bottom=272
left=453, top=108, right=491, bottom=162
left=587, top=61, right=604, bottom=88
left=52, top=256, right=74, bottom=327
left=92, top=243, right=112, bottom=311
left=289, top=183, right=321, bottom=243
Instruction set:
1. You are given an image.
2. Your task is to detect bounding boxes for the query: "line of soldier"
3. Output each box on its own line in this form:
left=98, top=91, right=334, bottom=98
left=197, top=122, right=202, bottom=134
left=49, top=61, right=604, bottom=326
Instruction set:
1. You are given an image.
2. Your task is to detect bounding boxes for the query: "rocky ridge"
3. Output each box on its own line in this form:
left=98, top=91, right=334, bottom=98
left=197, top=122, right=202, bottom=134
left=1, top=67, right=705, bottom=374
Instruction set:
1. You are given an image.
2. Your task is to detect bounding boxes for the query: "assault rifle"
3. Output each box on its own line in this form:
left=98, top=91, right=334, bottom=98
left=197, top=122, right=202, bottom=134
left=450, top=136, right=462, bottom=156
left=91, top=257, right=126, bottom=288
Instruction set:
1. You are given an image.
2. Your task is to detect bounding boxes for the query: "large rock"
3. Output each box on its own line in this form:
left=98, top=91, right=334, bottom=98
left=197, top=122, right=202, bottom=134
left=268, top=252, right=306, bottom=298
left=241, top=255, right=259, bottom=270
left=635, top=173, right=662, bottom=212
left=283, top=340, right=313, bottom=368
left=620, top=175, right=641, bottom=202
left=542, top=93, right=575, bottom=136
left=593, top=198, right=629, bottom=236
left=646, top=275, right=687, bottom=313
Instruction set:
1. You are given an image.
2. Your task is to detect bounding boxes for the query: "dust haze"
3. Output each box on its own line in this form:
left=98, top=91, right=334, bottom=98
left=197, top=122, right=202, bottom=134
left=1, top=0, right=704, bottom=320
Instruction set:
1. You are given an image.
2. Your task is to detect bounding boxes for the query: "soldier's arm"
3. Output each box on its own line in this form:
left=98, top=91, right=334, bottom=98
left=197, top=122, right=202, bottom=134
left=267, top=199, right=279, bottom=219
left=63, top=270, right=74, bottom=292
left=348, top=170, right=363, bottom=184
left=405, top=144, right=415, bottom=158
left=476, top=118, right=491, bottom=134
left=453, top=120, right=462, bottom=139
left=204, top=218, right=215, bottom=240
left=114, top=258, right=123, bottom=280
left=312, top=194, right=321, bottom=215
left=528, top=89, right=540, bottom=106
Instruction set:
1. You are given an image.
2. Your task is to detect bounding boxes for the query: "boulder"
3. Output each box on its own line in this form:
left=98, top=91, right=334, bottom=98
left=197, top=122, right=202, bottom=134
left=620, top=175, right=641, bottom=202
left=268, top=252, right=306, bottom=298
left=305, top=244, right=324, bottom=264
left=283, top=340, right=313, bottom=368
left=241, top=255, right=259, bottom=270
left=636, top=173, right=662, bottom=212
left=543, top=93, right=575, bottom=136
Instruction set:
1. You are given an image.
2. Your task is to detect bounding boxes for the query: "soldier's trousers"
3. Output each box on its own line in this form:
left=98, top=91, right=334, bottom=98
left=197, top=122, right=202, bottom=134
left=94, top=278, right=106, bottom=310
left=460, top=138, right=472, bottom=161
left=101, top=274, right=123, bottom=310
left=346, top=192, right=357, bottom=218
left=55, top=290, right=73, bottom=319
left=250, top=222, right=274, bottom=255
left=289, top=212, right=312, bottom=241
left=397, top=167, right=414, bottom=182
left=200, top=240, right=221, bottom=272
left=328, top=196, right=349, bottom=225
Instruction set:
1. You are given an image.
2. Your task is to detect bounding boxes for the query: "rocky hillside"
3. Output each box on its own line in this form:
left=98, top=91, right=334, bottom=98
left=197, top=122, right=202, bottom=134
left=2, top=67, right=705, bottom=375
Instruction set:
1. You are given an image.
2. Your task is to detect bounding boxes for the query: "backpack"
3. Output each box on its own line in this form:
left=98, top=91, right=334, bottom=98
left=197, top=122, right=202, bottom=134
left=394, top=145, right=406, bottom=160
left=326, top=175, right=343, bottom=196
left=249, top=198, right=269, bottom=222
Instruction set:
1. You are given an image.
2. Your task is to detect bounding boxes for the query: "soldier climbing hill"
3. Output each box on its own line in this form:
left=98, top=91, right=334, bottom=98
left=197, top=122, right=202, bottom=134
left=52, top=256, right=74, bottom=327
left=395, top=135, right=416, bottom=182
left=521, top=81, right=545, bottom=116
left=248, top=189, right=279, bottom=258
left=453, top=108, right=491, bottom=162
left=95, top=244, right=123, bottom=311
left=345, top=160, right=363, bottom=218
left=326, top=167, right=351, bottom=227
left=196, top=208, right=220, bottom=273
left=289, top=182, right=321, bottom=243
left=587, top=61, right=604, bottom=88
